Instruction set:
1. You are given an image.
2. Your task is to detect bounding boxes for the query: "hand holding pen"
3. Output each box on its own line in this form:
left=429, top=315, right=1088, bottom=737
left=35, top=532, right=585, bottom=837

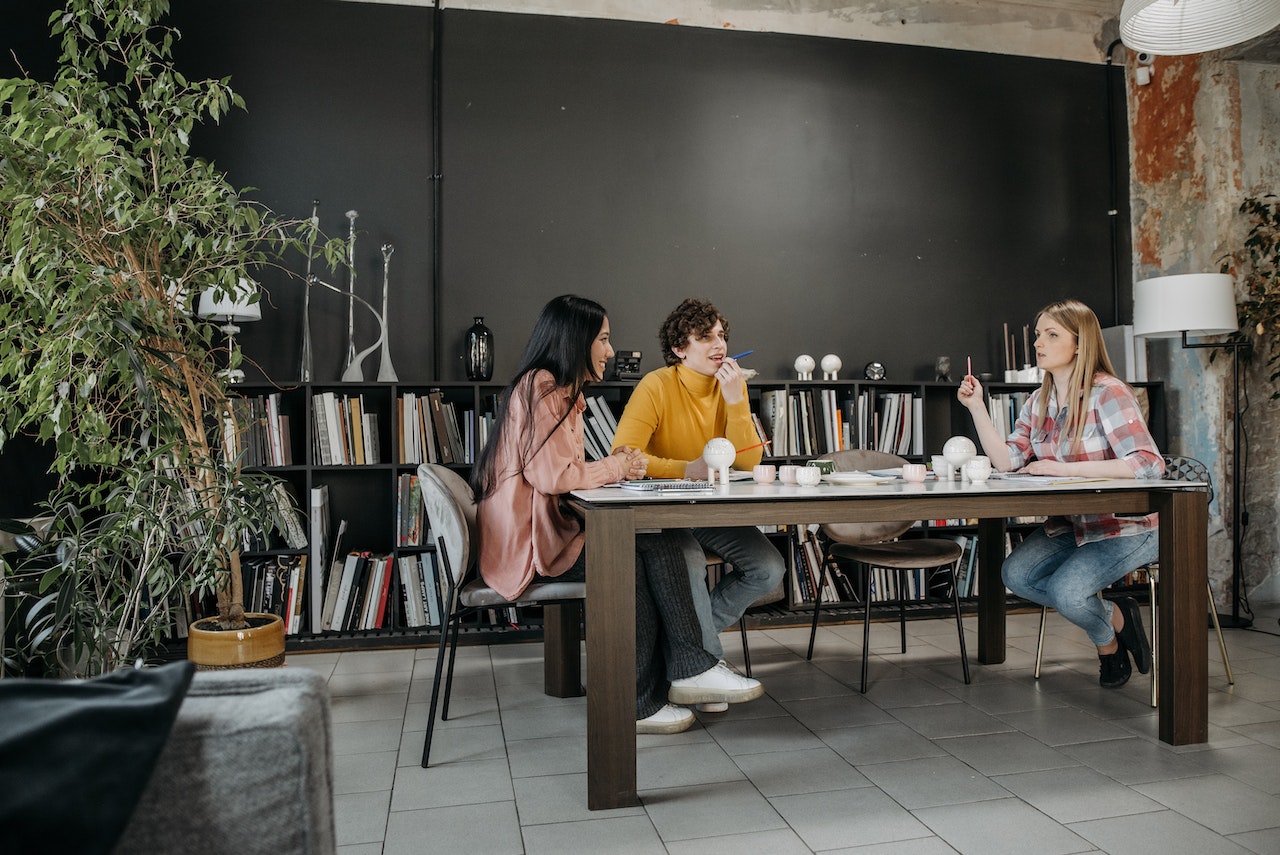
left=957, top=355, right=985, bottom=410
left=716, top=349, right=751, bottom=405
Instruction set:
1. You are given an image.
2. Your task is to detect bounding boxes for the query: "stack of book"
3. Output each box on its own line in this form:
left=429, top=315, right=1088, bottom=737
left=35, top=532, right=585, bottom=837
left=312, top=391, right=380, bottom=465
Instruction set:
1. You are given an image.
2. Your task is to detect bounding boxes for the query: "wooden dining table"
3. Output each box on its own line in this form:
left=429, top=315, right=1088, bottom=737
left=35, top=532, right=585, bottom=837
left=564, top=476, right=1209, bottom=810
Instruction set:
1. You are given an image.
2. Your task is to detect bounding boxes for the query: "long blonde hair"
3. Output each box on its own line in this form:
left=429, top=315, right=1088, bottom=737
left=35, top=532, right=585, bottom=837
left=1034, top=299, right=1119, bottom=451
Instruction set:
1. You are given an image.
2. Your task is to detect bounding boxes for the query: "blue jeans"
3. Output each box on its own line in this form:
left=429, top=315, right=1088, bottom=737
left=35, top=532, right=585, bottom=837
left=1002, top=525, right=1159, bottom=646
left=673, top=527, right=787, bottom=658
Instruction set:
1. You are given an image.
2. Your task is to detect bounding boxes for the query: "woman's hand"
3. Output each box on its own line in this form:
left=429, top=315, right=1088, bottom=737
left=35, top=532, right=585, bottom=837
left=716, top=357, right=745, bottom=405
left=614, top=446, right=649, bottom=481
left=1020, top=459, right=1068, bottom=476
left=957, top=373, right=985, bottom=411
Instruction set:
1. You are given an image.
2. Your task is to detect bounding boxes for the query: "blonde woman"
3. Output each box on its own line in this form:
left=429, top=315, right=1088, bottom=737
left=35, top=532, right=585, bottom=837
left=957, top=299, right=1165, bottom=688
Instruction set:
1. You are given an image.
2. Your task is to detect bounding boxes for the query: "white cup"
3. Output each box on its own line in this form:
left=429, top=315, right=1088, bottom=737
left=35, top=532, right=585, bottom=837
left=778, top=465, right=801, bottom=485
left=931, top=455, right=954, bottom=480
left=795, top=466, right=822, bottom=486
left=965, top=456, right=992, bottom=483
left=901, top=463, right=927, bottom=482
left=752, top=464, right=776, bottom=484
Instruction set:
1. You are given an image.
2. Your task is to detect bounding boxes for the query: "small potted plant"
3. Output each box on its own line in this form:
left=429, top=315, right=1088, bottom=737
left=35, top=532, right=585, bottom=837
left=0, top=0, right=345, bottom=675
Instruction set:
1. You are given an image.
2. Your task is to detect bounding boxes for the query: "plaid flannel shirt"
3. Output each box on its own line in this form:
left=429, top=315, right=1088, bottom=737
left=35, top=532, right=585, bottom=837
left=1007, top=373, right=1164, bottom=545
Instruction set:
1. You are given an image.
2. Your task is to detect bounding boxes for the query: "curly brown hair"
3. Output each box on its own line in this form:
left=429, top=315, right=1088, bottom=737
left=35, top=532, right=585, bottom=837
left=659, top=298, right=730, bottom=365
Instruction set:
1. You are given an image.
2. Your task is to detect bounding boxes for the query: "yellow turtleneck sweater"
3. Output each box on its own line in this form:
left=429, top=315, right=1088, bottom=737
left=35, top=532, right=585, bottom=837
left=612, top=364, right=762, bottom=479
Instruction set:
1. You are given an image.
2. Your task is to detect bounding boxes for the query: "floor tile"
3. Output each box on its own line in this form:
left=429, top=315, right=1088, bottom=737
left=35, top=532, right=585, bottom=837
left=1134, top=773, right=1280, bottom=835
left=640, top=779, right=787, bottom=842
left=333, top=790, right=390, bottom=847
left=770, top=787, right=932, bottom=850
left=512, top=772, right=646, bottom=826
left=664, top=827, right=814, bottom=854
left=388, top=758, right=513, bottom=811
left=890, top=701, right=1013, bottom=739
left=521, top=815, right=667, bottom=855
left=991, top=766, right=1164, bottom=824
left=939, top=730, right=1078, bottom=776
left=819, top=721, right=949, bottom=766
left=1069, top=809, right=1257, bottom=855
left=333, top=749, right=398, bottom=795
left=637, top=740, right=745, bottom=790
left=913, top=797, right=1092, bottom=855
left=383, top=801, right=523, bottom=855
left=705, top=713, right=828, bottom=756
left=731, top=746, right=871, bottom=796
left=857, top=755, right=1009, bottom=809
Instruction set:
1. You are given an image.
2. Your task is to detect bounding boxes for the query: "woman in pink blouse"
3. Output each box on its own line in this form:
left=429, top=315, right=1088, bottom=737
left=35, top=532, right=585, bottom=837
left=472, top=295, right=763, bottom=733
left=958, top=299, right=1164, bottom=689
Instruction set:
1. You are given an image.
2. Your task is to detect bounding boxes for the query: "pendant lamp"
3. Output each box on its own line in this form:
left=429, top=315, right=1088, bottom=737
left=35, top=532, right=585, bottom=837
left=1120, top=0, right=1280, bottom=55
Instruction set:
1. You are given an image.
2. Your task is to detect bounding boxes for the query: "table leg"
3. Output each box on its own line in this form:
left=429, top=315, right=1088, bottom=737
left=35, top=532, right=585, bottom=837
left=1157, top=489, right=1208, bottom=745
left=543, top=603, right=583, bottom=698
left=976, top=516, right=1007, bottom=665
left=583, top=506, right=640, bottom=810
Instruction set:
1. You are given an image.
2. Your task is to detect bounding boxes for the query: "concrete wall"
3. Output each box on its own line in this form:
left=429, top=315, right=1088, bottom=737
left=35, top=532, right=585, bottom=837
left=1129, top=54, right=1280, bottom=613
left=358, top=0, right=1279, bottom=608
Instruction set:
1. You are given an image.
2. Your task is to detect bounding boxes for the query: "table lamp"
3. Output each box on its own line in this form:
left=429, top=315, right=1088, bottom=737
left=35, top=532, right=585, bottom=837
left=1120, top=0, right=1280, bottom=56
left=1133, top=272, right=1250, bottom=627
left=198, top=278, right=262, bottom=384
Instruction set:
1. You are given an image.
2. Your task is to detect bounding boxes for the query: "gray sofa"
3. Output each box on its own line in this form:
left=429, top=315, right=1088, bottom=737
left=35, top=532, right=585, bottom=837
left=114, top=667, right=336, bottom=855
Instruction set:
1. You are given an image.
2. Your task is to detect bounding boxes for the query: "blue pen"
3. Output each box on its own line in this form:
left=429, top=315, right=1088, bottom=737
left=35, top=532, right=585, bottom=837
left=729, top=350, right=754, bottom=360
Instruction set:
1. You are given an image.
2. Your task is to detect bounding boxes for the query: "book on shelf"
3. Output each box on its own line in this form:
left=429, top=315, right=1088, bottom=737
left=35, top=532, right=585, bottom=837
left=350, top=395, right=366, bottom=465
left=427, top=390, right=456, bottom=465
left=268, top=480, right=308, bottom=549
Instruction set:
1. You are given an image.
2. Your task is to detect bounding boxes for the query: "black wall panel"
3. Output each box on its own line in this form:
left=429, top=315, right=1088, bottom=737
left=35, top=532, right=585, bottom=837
left=441, top=12, right=1126, bottom=382
left=6, top=1, right=1126, bottom=389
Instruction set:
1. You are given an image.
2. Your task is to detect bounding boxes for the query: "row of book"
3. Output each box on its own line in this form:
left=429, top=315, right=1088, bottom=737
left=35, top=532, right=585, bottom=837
left=225, top=393, right=294, bottom=467
left=318, top=550, right=447, bottom=632
left=583, top=395, right=619, bottom=461
left=756, top=388, right=923, bottom=459
left=398, top=390, right=471, bottom=466
left=242, top=555, right=310, bottom=634
left=312, top=391, right=381, bottom=465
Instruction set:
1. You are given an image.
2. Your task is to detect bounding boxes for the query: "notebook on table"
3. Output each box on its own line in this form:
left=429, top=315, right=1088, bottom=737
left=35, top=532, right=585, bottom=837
left=619, top=479, right=715, bottom=492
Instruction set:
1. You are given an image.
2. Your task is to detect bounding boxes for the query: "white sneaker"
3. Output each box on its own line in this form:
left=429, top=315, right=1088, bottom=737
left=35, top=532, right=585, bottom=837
left=696, top=702, right=730, bottom=713
left=637, top=704, right=695, bottom=734
left=668, top=661, right=765, bottom=705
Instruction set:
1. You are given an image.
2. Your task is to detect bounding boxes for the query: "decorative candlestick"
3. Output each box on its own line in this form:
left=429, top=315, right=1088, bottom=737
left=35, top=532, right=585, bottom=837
left=376, top=243, right=398, bottom=381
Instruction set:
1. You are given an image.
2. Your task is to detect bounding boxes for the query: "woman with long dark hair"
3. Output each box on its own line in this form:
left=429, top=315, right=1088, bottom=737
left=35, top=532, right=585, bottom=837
left=474, top=295, right=763, bottom=733
left=958, top=299, right=1164, bottom=689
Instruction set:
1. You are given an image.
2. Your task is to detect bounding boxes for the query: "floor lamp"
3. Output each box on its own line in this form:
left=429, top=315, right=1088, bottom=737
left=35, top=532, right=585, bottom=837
left=1133, top=272, right=1251, bottom=628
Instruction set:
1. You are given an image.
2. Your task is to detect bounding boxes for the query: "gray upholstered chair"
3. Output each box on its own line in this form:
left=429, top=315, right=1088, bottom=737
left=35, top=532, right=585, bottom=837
left=807, top=449, right=970, bottom=692
left=416, top=463, right=585, bottom=767
left=1033, top=454, right=1234, bottom=706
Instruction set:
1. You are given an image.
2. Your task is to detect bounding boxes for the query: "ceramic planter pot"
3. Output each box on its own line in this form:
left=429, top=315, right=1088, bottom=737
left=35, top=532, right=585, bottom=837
left=187, top=612, right=285, bottom=670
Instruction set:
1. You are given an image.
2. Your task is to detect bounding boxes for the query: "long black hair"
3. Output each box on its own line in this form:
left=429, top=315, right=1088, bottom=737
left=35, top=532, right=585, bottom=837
left=471, top=295, right=608, bottom=499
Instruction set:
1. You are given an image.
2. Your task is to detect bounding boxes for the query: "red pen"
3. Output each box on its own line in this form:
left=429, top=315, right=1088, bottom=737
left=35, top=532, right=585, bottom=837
left=967, top=356, right=972, bottom=378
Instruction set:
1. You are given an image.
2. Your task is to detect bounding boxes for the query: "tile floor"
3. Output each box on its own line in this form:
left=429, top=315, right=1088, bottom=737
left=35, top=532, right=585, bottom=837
left=291, top=603, right=1280, bottom=855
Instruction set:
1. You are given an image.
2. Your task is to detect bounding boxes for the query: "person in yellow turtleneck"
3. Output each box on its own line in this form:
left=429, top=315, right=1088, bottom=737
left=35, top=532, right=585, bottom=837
left=612, top=298, right=787, bottom=712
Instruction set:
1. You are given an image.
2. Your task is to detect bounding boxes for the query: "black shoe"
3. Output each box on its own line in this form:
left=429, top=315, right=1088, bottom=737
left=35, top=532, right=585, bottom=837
left=1114, top=597, right=1152, bottom=675
left=1099, top=647, right=1132, bottom=688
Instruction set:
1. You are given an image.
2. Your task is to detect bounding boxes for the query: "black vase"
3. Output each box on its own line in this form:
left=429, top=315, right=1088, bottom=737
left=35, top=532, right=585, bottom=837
left=465, top=316, right=494, bottom=381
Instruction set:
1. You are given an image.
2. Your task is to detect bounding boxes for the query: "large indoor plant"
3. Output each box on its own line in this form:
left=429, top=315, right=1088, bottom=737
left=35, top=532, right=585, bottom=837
left=1222, top=194, right=1280, bottom=396
left=0, top=0, right=344, bottom=675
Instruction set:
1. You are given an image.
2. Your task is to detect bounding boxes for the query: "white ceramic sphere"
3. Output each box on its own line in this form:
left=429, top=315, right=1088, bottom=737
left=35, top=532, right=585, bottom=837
left=941, top=436, right=978, bottom=468
left=820, top=354, right=842, bottom=374
left=702, top=437, right=736, bottom=469
left=794, top=354, right=816, bottom=375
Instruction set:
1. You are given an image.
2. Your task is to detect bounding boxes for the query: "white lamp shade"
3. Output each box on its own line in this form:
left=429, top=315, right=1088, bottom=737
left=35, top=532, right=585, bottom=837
left=1120, top=0, right=1280, bottom=56
left=1132, top=273, right=1238, bottom=338
left=197, top=278, right=262, bottom=322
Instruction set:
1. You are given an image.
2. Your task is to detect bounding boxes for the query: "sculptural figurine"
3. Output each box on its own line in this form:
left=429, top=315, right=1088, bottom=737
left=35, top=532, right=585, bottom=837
left=794, top=354, right=815, bottom=381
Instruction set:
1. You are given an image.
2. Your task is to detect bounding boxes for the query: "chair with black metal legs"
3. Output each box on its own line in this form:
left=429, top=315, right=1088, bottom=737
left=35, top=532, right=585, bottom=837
left=417, top=463, right=586, bottom=767
left=805, top=449, right=971, bottom=693
left=1033, top=454, right=1233, bottom=706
